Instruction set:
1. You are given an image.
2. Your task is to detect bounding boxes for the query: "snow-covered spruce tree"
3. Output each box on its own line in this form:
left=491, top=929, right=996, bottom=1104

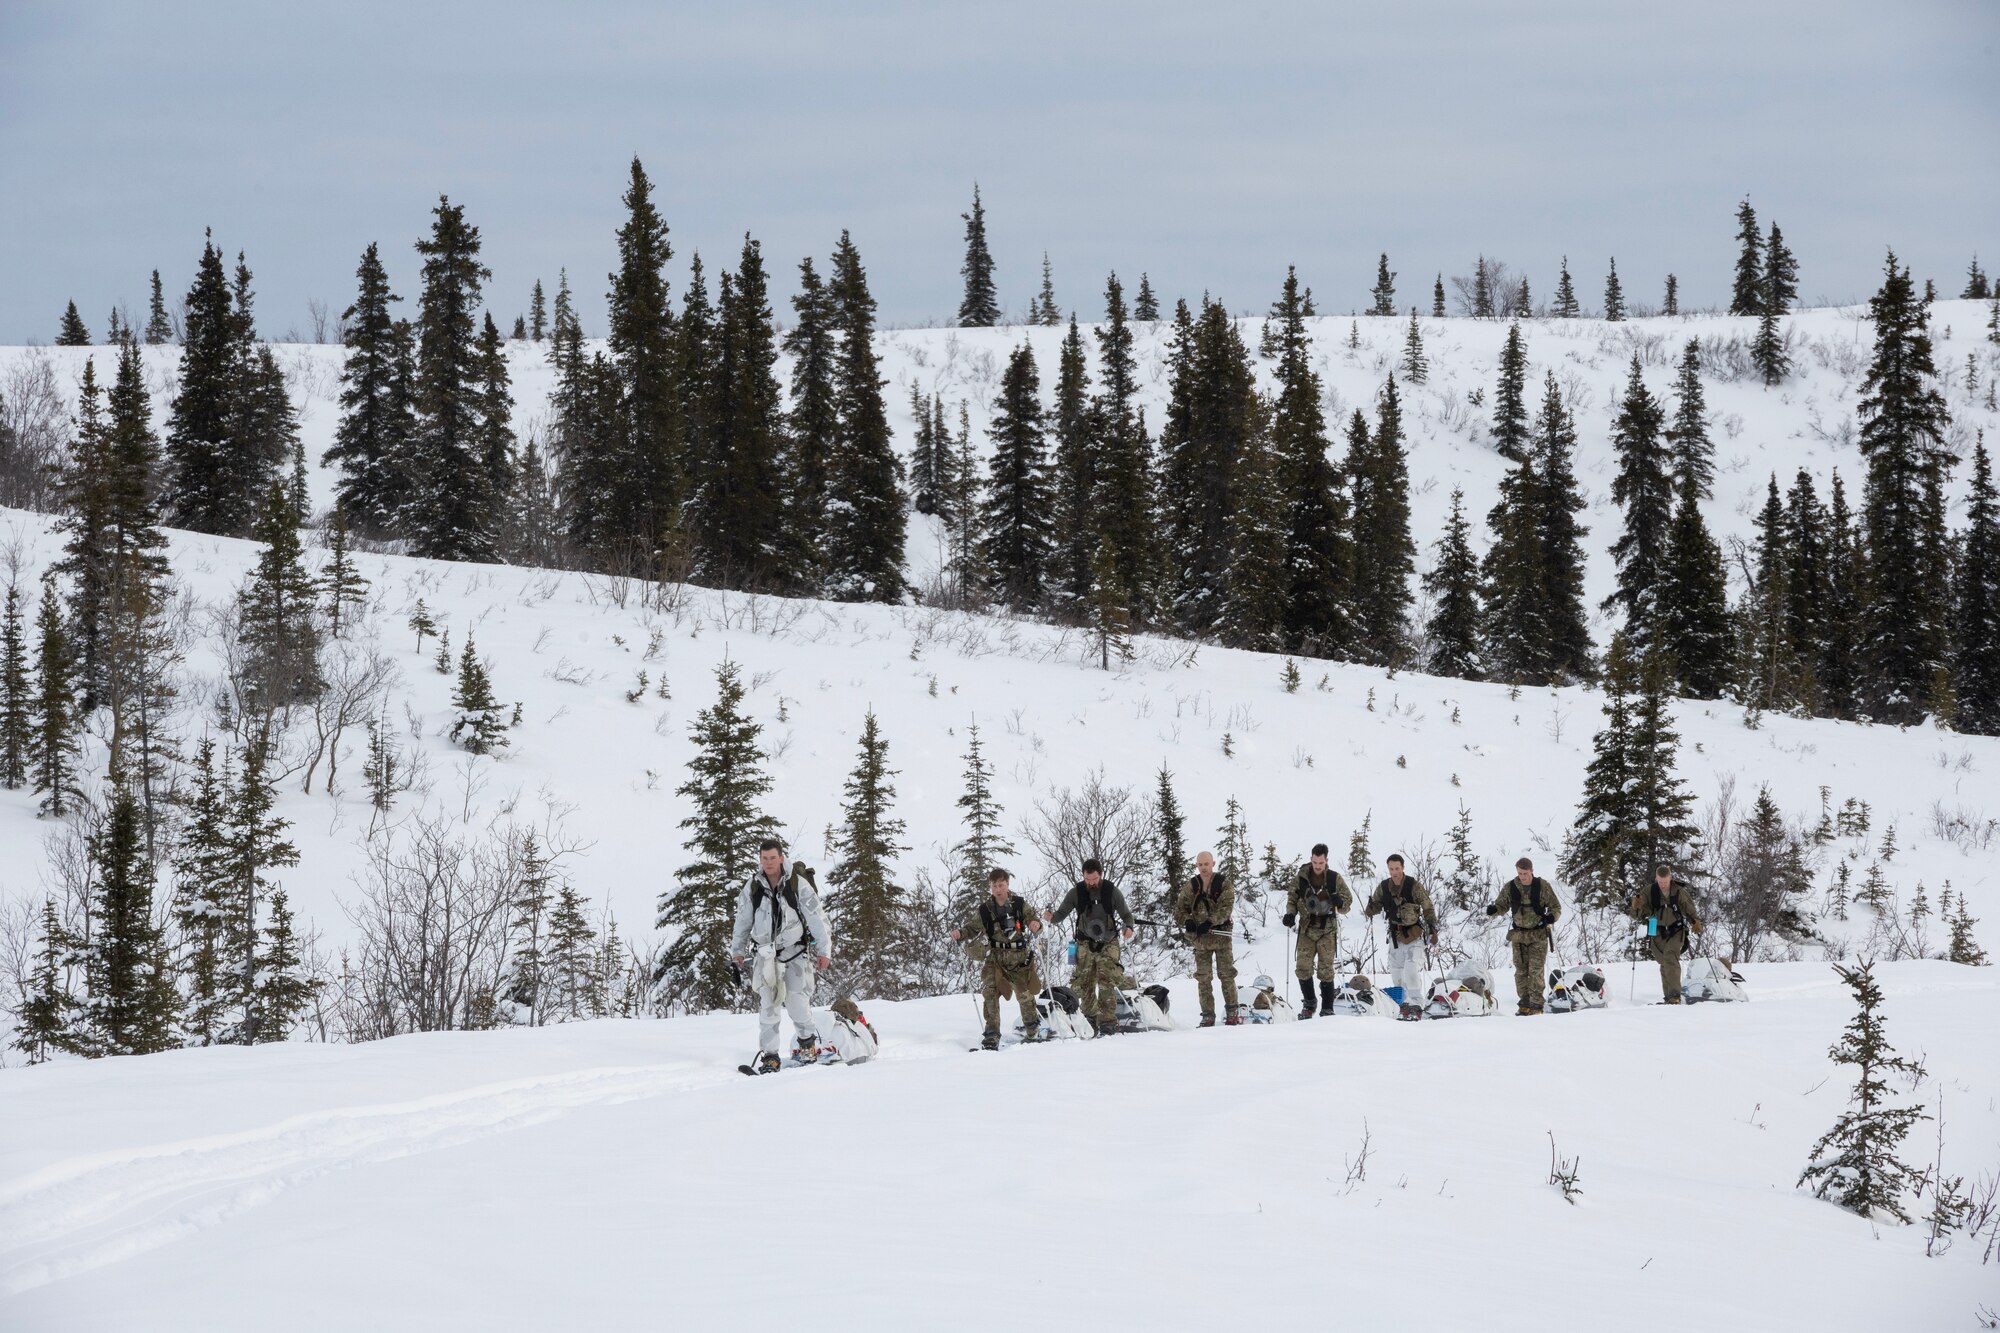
left=324, top=242, right=414, bottom=535
left=173, top=738, right=236, bottom=1045
left=951, top=722, right=1014, bottom=914
left=144, top=270, right=172, bottom=344
left=1856, top=251, right=1954, bottom=725
left=824, top=231, right=907, bottom=602
left=1564, top=632, right=1637, bottom=906
left=253, top=888, right=315, bottom=1043
left=657, top=660, right=775, bottom=1011
left=602, top=159, right=684, bottom=563
left=979, top=341, right=1053, bottom=611
left=0, top=584, right=31, bottom=789
left=1223, top=402, right=1287, bottom=654
left=1604, top=356, right=1673, bottom=648
left=1798, top=961, right=1926, bottom=1222
left=1348, top=375, right=1415, bottom=666
left=1944, top=892, right=1987, bottom=965
left=1269, top=272, right=1350, bottom=657
left=546, top=880, right=601, bottom=1021
left=1161, top=295, right=1252, bottom=637
left=405, top=196, right=499, bottom=561
left=1400, top=308, right=1427, bottom=383
left=1479, top=428, right=1548, bottom=684
left=1819, top=473, right=1864, bottom=719
left=31, top=579, right=81, bottom=818
left=1151, top=763, right=1189, bottom=899
left=448, top=634, right=509, bottom=755
left=1134, top=273, right=1159, bottom=322
left=1048, top=315, right=1095, bottom=613
left=1669, top=340, right=1715, bottom=500
left=1602, top=259, right=1625, bottom=322
left=229, top=734, right=298, bottom=1044
left=12, top=896, right=83, bottom=1062
left=1714, top=784, right=1818, bottom=959
left=1369, top=253, right=1396, bottom=316
left=321, top=507, right=371, bottom=639
left=56, top=300, right=90, bottom=346
left=1731, top=198, right=1764, bottom=316
left=826, top=709, right=909, bottom=996
left=1491, top=322, right=1529, bottom=461
left=784, top=256, right=838, bottom=539
left=84, top=783, right=180, bottom=1056
left=238, top=480, right=325, bottom=716
left=1552, top=257, right=1580, bottom=318
left=957, top=183, right=998, bottom=327
left=939, top=403, right=985, bottom=607
left=472, top=312, right=515, bottom=507
left=1951, top=437, right=2000, bottom=734
left=1423, top=487, right=1482, bottom=680
left=1752, top=302, right=1790, bottom=386
left=1471, top=256, right=1494, bottom=318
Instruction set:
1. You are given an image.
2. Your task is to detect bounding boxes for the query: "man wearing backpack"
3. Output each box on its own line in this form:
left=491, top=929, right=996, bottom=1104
left=1627, top=862, right=1704, bottom=1003
left=1283, top=843, right=1352, bottom=1018
left=1044, top=858, right=1136, bottom=1036
left=1173, top=849, right=1240, bottom=1027
left=1363, top=853, right=1438, bottom=1016
left=951, top=867, right=1046, bottom=1048
left=730, top=839, right=833, bottom=1072
left=1485, top=857, right=1561, bottom=1015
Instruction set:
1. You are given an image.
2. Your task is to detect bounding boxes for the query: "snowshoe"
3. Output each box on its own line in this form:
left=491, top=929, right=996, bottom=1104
left=980, top=1029, right=1001, bottom=1050
left=1322, top=975, right=1396, bottom=1018
left=739, top=1050, right=784, bottom=1076
left=1397, top=1001, right=1425, bottom=1022
left=1237, top=975, right=1296, bottom=1024
left=1545, top=966, right=1609, bottom=1014
left=1223, top=1007, right=1243, bottom=1026
left=1681, top=956, right=1748, bottom=1003
left=1425, top=965, right=1497, bottom=1018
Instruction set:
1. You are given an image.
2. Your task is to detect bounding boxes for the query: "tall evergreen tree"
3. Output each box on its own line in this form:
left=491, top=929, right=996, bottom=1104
left=1764, top=222, right=1798, bottom=313
left=173, top=737, right=235, bottom=1045
left=952, top=722, right=1014, bottom=911
left=528, top=278, right=547, bottom=341
left=957, top=184, right=999, bottom=327
left=1031, top=252, right=1060, bottom=326
left=0, top=585, right=31, bottom=789
left=1223, top=399, right=1288, bottom=651
left=1348, top=376, right=1415, bottom=662
left=1432, top=274, right=1446, bottom=319
left=1422, top=487, right=1481, bottom=679
left=1731, top=198, right=1764, bottom=316
left=980, top=342, right=1053, bottom=610
left=824, top=232, right=907, bottom=601
left=1663, top=273, right=1679, bottom=317
left=1134, top=273, right=1159, bottom=322
left=1603, top=258, right=1625, bottom=321
left=163, top=234, right=246, bottom=533
left=1961, top=256, right=1990, bottom=301
left=1048, top=315, right=1096, bottom=612
left=84, top=784, right=180, bottom=1055
left=1669, top=340, right=1715, bottom=498
left=252, top=887, right=314, bottom=1042
left=1552, top=257, right=1580, bottom=318
left=826, top=709, right=908, bottom=990
left=1783, top=470, right=1831, bottom=709
left=405, top=197, right=498, bottom=561
left=1161, top=296, right=1241, bottom=633
left=1657, top=468, right=1733, bottom=699
left=1856, top=250, right=1955, bottom=724
left=144, top=270, right=173, bottom=344
left=1087, top=273, right=1155, bottom=621
left=321, top=508, right=371, bottom=638
left=31, top=580, right=80, bottom=818
left=56, top=301, right=90, bottom=345
left=1490, top=322, right=1530, bottom=460
left=1752, top=302, right=1790, bottom=385
left=604, top=158, right=682, bottom=561
left=1530, top=374, right=1593, bottom=679
left=1369, top=254, right=1396, bottom=316
left=53, top=358, right=116, bottom=704
left=1797, top=961, right=1926, bottom=1222
left=228, top=733, right=298, bottom=1044
left=11, top=898, right=81, bottom=1062
left=473, top=313, right=515, bottom=506
left=1400, top=308, right=1428, bottom=383
left=1953, top=437, right=2000, bottom=734
left=784, top=256, right=839, bottom=529
left=238, top=482, right=325, bottom=715
left=658, top=661, right=774, bottom=1009
left=1262, top=270, right=1350, bottom=655
left=326, top=242, right=414, bottom=535
left=1564, top=635, right=1695, bottom=907
left=1742, top=475, right=1799, bottom=712
left=1818, top=471, right=1864, bottom=719
left=1471, top=257, right=1495, bottom=318
left=1151, top=764, right=1189, bottom=907
left=1604, top=357, right=1673, bottom=645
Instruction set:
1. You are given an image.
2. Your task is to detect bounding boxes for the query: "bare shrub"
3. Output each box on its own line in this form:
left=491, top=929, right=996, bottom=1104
left=1, top=352, right=71, bottom=510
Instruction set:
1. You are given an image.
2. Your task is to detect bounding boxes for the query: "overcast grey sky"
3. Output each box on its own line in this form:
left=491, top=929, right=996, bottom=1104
left=2, top=1, right=1995, bottom=345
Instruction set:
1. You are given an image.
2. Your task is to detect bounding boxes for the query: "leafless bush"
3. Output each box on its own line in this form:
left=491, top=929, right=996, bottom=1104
left=1928, top=802, right=1999, bottom=855
left=301, top=636, right=400, bottom=796
left=1, top=352, right=71, bottom=510
left=1448, top=257, right=1528, bottom=318
left=1548, top=1132, right=1583, bottom=1204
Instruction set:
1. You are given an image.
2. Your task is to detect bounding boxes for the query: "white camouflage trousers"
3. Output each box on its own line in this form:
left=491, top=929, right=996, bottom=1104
left=756, top=953, right=818, bottom=1054
left=1386, top=941, right=1425, bottom=1002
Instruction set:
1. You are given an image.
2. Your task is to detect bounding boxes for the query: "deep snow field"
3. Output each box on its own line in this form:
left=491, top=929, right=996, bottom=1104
left=1, top=302, right=1997, bottom=1328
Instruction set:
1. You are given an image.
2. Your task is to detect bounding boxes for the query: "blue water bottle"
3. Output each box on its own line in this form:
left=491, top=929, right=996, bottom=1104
left=1648, top=916, right=1658, bottom=937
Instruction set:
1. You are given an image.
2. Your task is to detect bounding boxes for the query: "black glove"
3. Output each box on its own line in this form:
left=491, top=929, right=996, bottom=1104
left=1281, top=912, right=1296, bottom=928
left=1539, top=912, right=1554, bottom=927
left=1484, top=904, right=1499, bottom=917
left=1186, top=921, right=1209, bottom=937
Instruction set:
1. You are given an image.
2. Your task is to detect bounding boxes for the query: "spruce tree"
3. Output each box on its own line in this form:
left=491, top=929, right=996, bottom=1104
left=31, top=580, right=80, bottom=818
left=499, top=831, right=555, bottom=1023
left=1224, top=400, right=1289, bottom=652
left=940, top=403, right=985, bottom=605
left=84, top=783, right=180, bottom=1055
left=406, top=196, right=498, bottom=561
left=473, top=312, right=515, bottom=506
left=1491, top=322, right=1530, bottom=460
left=957, top=184, right=999, bottom=327
left=56, top=301, right=90, bottom=345
left=1663, top=273, right=1679, bottom=317
left=1471, top=257, right=1494, bottom=318
left=825, top=231, right=907, bottom=601
left=1669, top=340, right=1715, bottom=498
left=1400, top=308, right=1427, bottom=383
left=1783, top=470, right=1831, bottom=710
left=529, top=278, right=547, bottom=340
left=1564, top=634, right=1648, bottom=907
left=164, top=234, right=239, bottom=531
left=1752, top=302, right=1789, bottom=385
left=448, top=634, right=509, bottom=754
left=980, top=342, right=1053, bottom=610
left=238, top=481, right=325, bottom=714
left=0, top=585, right=30, bottom=789
left=1961, top=256, right=1990, bottom=301
left=53, top=358, right=116, bottom=705
left=145, top=269, right=173, bottom=344
left=1531, top=374, right=1593, bottom=679
left=1603, top=258, right=1625, bottom=321
left=1552, top=257, right=1580, bottom=318
left=1658, top=469, right=1733, bottom=698
left=173, top=737, right=235, bottom=1045
left=1152, top=764, right=1189, bottom=903
left=251, top=888, right=314, bottom=1042
left=1347, top=376, right=1415, bottom=662
left=326, top=242, right=414, bottom=534
left=1162, top=296, right=1258, bottom=636
left=1481, top=442, right=1547, bottom=684
left=1134, top=273, right=1159, bottom=322
left=1764, top=222, right=1798, bottom=313
left=1798, top=961, right=1926, bottom=1222
left=1033, top=252, right=1060, bottom=325
left=784, top=255, right=839, bottom=529
left=228, top=733, right=298, bottom=1043
left=545, top=880, right=598, bottom=1021
left=1953, top=437, right=2000, bottom=734
left=11, top=898, right=81, bottom=1063
left=952, top=722, right=1014, bottom=910
left=1087, top=273, right=1155, bottom=622
left=1049, top=315, right=1096, bottom=612
left=604, top=158, right=682, bottom=561
left=1605, top=356, right=1673, bottom=645
left=1432, top=274, right=1446, bottom=319
left=1515, top=276, right=1531, bottom=317
left=659, top=661, right=774, bottom=1009
left=321, top=507, right=371, bottom=638
left=1856, top=250, right=1955, bottom=724
left=1818, top=472, right=1864, bottom=719
left=1731, top=198, right=1764, bottom=316
left=1422, top=487, right=1481, bottom=679
left=1369, top=254, right=1396, bottom=316
left=1743, top=475, right=1798, bottom=712
left=826, top=709, right=908, bottom=992
left=1266, top=271, right=1349, bottom=656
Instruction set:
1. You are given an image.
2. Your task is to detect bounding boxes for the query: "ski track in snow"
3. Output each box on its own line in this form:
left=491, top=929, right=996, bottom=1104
left=0, top=1061, right=720, bottom=1294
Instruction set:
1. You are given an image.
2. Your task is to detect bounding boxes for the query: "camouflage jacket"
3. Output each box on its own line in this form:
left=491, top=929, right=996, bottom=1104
left=1173, top=872, right=1235, bottom=934
left=1365, top=876, right=1439, bottom=946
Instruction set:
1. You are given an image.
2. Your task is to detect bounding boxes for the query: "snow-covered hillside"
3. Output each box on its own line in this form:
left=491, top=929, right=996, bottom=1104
left=2, top=308, right=1996, bottom=1328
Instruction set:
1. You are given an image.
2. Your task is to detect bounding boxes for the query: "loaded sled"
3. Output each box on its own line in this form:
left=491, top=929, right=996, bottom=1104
left=1423, top=963, right=1498, bottom=1018
left=1014, top=982, right=1174, bottom=1040
left=1323, top=975, right=1399, bottom=1019
left=1681, top=956, right=1748, bottom=1003
left=818, top=997, right=880, bottom=1063
left=1237, top=974, right=1297, bottom=1023
left=1545, top=966, right=1609, bottom=1014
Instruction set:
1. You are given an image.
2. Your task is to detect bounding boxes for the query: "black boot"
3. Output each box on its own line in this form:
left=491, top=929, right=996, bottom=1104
left=1297, top=975, right=1317, bottom=1018
left=1320, top=980, right=1339, bottom=1016
left=981, top=1029, right=1000, bottom=1050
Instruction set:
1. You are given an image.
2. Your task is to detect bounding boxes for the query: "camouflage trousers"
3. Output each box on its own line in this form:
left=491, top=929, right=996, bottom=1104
left=1191, top=934, right=1239, bottom=1017
left=981, top=953, right=1043, bottom=1033
left=1510, top=934, right=1549, bottom=1010
left=1646, top=930, right=1687, bottom=1000
left=1070, top=940, right=1133, bottom=1023
left=1295, top=924, right=1340, bottom=982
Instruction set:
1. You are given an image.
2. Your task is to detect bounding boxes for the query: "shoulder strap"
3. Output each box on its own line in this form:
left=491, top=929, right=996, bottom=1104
left=1532, top=879, right=1546, bottom=915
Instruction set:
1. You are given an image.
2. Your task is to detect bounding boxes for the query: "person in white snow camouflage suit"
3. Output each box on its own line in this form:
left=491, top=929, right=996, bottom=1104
left=730, top=839, right=833, bottom=1070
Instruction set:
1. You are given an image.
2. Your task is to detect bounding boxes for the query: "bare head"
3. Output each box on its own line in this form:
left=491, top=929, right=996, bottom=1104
left=1310, top=842, right=1329, bottom=874
left=988, top=867, right=1012, bottom=901
left=1515, top=856, right=1535, bottom=885
left=1654, top=863, right=1673, bottom=886
left=1387, top=853, right=1405, bottom=882
left=759, top=839, right=784, bottom=879
left=1195, top=850, right=1216, bottom=875
left=1081, top=857, right=1103, bottom=887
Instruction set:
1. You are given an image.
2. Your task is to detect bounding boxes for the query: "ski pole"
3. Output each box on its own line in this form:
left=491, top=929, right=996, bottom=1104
left=1627, top=922, right=1638, bottom=1004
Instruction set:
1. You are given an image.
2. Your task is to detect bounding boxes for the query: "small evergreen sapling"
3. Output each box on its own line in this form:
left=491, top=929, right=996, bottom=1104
left=1798, top=961, right=1927, bottom=1223
left=449, top=634, right=509, bottom=754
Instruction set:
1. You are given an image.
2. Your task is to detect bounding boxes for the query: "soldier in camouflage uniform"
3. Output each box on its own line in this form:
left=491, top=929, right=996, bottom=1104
left=1485, top=856, right=1562, bottom=1014
left=951, top=867, right=1046, bottom=1048
left=1628, top=862, right=1704, bottom=1003
left=1173, top=850, right=1240, bottom=1027
left=1045, top=858, right=1137, bottom=1035
left=1283, top=843, right=1352, bottom=1018
left=1363, top=853, right=1439, bottom=1011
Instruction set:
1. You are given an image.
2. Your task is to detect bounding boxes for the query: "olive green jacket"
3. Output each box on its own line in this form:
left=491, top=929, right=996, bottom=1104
left=1365, top=876, right=1439, bottom=946
left=1173, top=872, right=1235, bottom=934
